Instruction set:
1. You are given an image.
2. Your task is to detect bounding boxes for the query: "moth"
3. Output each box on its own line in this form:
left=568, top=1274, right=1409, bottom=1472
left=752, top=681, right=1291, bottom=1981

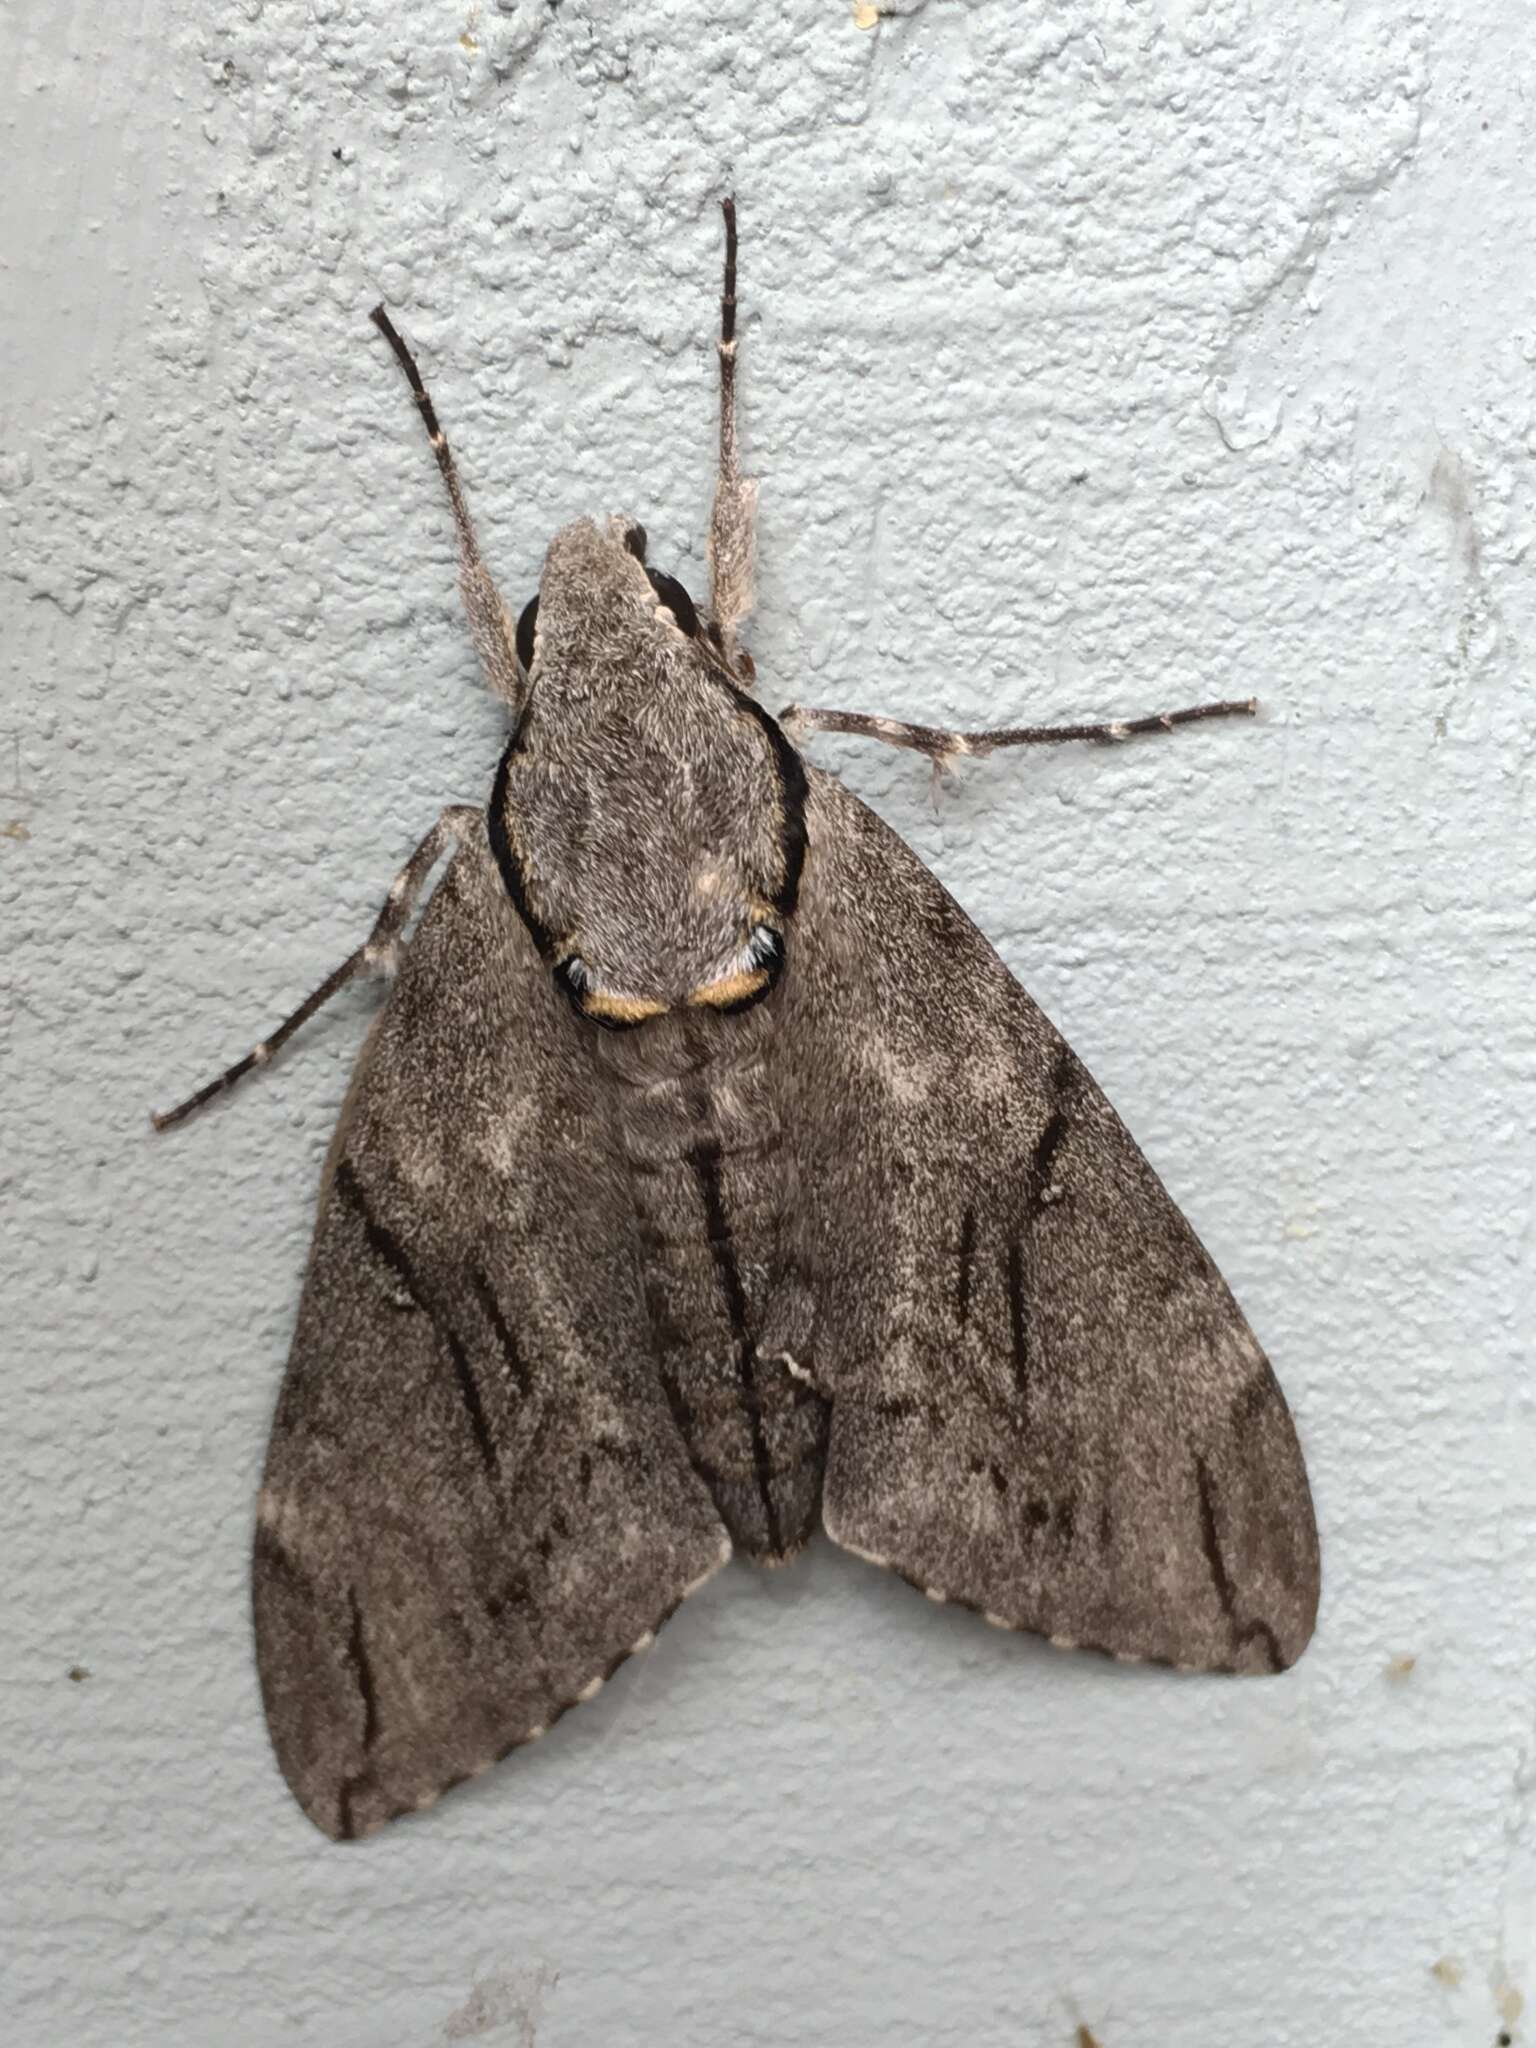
left=156, top=201, right=1320, bottom=1841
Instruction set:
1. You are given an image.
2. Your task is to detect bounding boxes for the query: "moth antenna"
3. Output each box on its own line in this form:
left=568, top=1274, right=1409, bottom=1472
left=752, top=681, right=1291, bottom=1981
left=369, top=306, right=526, bottom=711
left=706, top=196, right=759, bottom=667
left=719, top=194, right=738, bottom=428
left=779, top=696, right=1259, bottom=765
left=151, top=807, right=477, bottom=1130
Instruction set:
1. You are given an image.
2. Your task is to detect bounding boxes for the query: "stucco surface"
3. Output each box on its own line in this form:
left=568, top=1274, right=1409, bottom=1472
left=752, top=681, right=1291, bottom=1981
left=4, top=3, right=1535, bottom=2044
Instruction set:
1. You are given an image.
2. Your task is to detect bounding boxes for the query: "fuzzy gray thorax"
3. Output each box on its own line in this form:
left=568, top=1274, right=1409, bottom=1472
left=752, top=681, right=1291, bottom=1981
left=490, top=515, right=805, bottom=1025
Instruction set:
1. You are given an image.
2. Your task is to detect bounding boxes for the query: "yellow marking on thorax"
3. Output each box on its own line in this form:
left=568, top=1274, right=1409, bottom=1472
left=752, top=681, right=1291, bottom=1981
left=582, top=990, right=670, bottom=1024
left=687, top=966, right=770, bottom=1009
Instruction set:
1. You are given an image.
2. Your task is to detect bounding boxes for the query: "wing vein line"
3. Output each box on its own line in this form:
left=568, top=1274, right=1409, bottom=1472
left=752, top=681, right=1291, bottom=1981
left=1194, top=1455, right=1283, bottom=1672
left=344, top=1587, right=382, bottom=1752
left=335, top=1161, right=502, bottom=1482
left=470, top=1267, right=532, bottom=1399
left=955, top=1205, right=976, bottom=1325
left=1005, top=1240, right=1031, bottom=1415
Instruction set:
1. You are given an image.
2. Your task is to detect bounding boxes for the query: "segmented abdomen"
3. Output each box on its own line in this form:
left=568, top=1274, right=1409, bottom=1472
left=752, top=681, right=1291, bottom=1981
left=603, top=1024, right=828, bottom=1559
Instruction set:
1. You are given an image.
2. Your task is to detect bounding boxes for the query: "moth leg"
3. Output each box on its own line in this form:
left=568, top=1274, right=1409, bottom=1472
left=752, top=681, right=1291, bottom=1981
left=152, top=806, right=480, bottom=1132
left=778, top=697, right=1259, bottom=764
left=706, top=196, right=759, bottom=673
left=370, top=307, right=526, bottom=715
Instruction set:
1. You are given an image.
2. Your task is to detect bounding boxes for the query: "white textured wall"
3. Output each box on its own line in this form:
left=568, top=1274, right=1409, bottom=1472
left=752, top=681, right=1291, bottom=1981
left=6, top=3, right=1534, bottom=2044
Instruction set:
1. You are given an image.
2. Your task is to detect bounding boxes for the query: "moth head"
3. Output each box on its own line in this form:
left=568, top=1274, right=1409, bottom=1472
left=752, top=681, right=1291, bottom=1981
left=516, top=516, right=713, bottom=687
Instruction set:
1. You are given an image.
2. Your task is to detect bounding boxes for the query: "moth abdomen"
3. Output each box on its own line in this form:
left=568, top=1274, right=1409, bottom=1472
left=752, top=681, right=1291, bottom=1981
left=599, top=1020, right=826, bottom=1560
left=656, top=1346, right=827, bottom=1561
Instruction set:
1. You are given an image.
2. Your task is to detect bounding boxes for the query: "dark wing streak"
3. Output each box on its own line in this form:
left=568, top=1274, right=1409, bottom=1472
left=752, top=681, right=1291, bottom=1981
left=644, top=1271, right=737, bottom=1501
left=470, top=1266, right=532, bottom=1399
left=1028, top=1112, right=1070, bottom=1210
left=955, top=1206, right=976, bottom=1325
left=1027, top=1043, right=1075, bottom=1211
left=656, top=1363, right=733, bottom=1506
left=344, top=1589, right=382, bottom=1753
left=689, top=1139, right=784, bottom=1556
left=1194, top=1455, right=1283, bottom=1673
left=1005, top=1240, right=1032, bottom=1413
left=334, top=1161, right=501, bottom=1483
left=335, top=1589, right=383, bottom=1845
left=1006, top=1051, right=1074, bottom=1416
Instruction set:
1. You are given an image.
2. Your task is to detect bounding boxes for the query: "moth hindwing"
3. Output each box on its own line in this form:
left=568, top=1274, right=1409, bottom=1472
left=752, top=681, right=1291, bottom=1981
left=156, top=199, right=1319, bottom=1840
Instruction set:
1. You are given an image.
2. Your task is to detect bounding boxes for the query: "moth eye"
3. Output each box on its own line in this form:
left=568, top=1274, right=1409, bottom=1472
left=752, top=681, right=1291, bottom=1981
left=516, top=595, right=539, bottom=674
left=645, top=569, right=699, bottom=638
left=623, top=523, right=648, bottom=561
